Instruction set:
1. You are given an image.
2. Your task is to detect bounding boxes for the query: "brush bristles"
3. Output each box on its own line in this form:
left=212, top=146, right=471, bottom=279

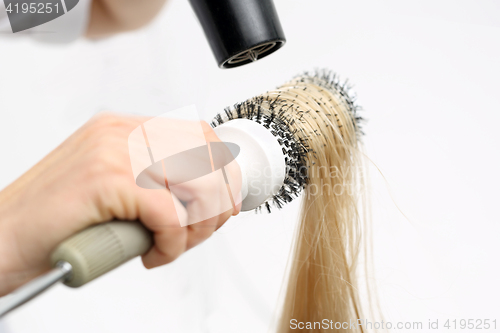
left=211, top=69, right=363, bottom=212
left=292, top=69, right=365, bottom=137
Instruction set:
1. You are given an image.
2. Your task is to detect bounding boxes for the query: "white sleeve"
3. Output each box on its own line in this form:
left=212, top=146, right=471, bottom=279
left=0, top=0, right=92, bottom=43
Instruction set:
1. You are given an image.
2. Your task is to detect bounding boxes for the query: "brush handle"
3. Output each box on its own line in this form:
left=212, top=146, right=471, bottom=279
left=50, top=221, right=153, bottom=287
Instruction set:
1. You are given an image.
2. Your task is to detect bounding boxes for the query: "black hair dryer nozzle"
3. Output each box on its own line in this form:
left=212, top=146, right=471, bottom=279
left=189, top=0, right=286, bottom=69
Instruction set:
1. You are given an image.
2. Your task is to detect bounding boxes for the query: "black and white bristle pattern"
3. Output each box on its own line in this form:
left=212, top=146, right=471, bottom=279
left=211, top=69, right=363, bottom=213
left=293, top=69, right=364, bottom=138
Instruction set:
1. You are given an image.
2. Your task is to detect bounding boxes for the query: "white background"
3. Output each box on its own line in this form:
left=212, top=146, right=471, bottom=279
left=0, top=0, right=499, bottom=332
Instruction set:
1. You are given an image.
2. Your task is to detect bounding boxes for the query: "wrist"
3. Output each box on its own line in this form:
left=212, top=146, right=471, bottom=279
left=0, top=190, right=39, bottom=295
left=0, top=208, right=20, bottom=295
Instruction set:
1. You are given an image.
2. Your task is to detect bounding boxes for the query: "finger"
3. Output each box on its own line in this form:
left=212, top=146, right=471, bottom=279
left=168, top=170, right=233, bottom=249
left=186, top=172, right=232, bottom=249
left=186, top=206, right=233, bottom=250
left=133, top=187, right=189, bottom=268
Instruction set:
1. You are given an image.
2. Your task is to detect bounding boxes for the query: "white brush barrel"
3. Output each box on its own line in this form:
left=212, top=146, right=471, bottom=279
left=214, top=119, right=286, bottom=211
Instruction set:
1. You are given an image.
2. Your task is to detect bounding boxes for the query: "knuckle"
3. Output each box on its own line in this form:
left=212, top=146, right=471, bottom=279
left=200, top=121, right=218, bottom=140
left=218, top=209, right=233, bottom=225
left=85, top=141, right=131, bottom=180
left=160, top=247, right=183, bottom=264
left=191, top=225, right=214, bottom=239
left=78, top=122, right=131, bottom=178
left=85, top=112, right=132, bottom=139
left=91, top=111, right=119, bottom=125
left=199, top=120, right=211, bottom=131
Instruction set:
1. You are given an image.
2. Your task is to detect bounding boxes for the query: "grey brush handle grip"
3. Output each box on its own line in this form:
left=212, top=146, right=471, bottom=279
left=50, top=221, right=153, bottom=288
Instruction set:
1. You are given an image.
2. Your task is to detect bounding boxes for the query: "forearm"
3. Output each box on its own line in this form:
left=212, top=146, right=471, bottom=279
left=0, top=192, right=50, bottom=296
left=86, top=0, right=168, bottom=38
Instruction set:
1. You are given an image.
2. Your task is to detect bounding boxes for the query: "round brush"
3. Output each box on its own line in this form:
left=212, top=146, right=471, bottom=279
left=0, top=69, right=361, bottom=317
